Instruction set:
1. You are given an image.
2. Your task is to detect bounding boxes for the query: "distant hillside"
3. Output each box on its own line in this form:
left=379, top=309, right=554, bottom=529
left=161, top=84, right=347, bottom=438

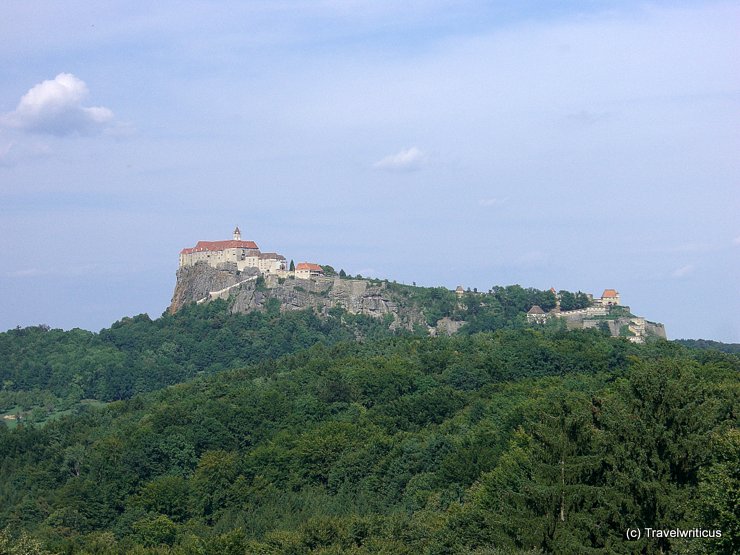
left=674, top=338, right=740, bottom=354
left=1, top=327, right=736, bottom=553
left=0, top=302, right=394, bottom=425
left=1, top=270, right=664, bottom=428
left=170, top=262, right=667, bottom=344
left=0, top=277, right=559, bottom=426
left=0, top=262, right=734, bottom=553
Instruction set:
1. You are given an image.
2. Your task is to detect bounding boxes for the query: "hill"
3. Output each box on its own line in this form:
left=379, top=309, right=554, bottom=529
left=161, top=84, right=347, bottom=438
left=0, top=270, right=667, bottom=430
left=0, top=328, right=737, bottom=553
left=674, top=338, right=740, bottom=354
left=2, top=267, right=730, bottom=553
left=170, top=262, right=666, bottom=340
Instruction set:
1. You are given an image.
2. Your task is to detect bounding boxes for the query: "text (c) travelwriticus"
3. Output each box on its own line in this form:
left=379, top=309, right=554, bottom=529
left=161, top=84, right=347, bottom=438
left=625, top=528, right=722, bottom=540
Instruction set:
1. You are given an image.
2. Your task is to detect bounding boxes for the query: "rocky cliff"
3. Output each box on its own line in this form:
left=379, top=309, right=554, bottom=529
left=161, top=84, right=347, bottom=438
left=170, top=263, right=667, bottom=341
left=169, top=263, right=260, bottom=313
left=169, top=262, right=429, bottom=330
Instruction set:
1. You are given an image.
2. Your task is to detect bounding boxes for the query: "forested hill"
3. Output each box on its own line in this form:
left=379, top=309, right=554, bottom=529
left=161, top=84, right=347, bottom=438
left=0, top=329, right=737, bottom=553
left=0, top=283, right=584, bottom=424
left=674, top=338, right=740, bottom=354
left=0, top=301, right=392, bottom=414
left=1, top=281, right=735, bottom=553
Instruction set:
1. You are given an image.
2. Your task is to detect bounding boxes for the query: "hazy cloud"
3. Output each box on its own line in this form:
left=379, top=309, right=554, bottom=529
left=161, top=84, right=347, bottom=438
left=564, top=110, right=611, bottom=125
left=671, top=264, right=695, bottom=278
left=0, top=142, right=13, bottom=165
left=478, top=197, right=506, bottom=207
left=2, top=263, right=107, bottom=278
left=0, top=139, right=53, bottom=168
left=664, top=242, right=714, bottom=253
left=1, top=73, right=114, bottom=136
left=373, top=147, right=427, bottom=172
left=733, top=236, right=740, bottom=246
left=3, top=268, right=47, bottom=278
left=515, top=250, right=548, bottom=267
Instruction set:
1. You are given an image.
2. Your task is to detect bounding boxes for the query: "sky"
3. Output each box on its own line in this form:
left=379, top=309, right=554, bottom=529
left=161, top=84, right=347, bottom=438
left=1, top=1, right=738, bottom=342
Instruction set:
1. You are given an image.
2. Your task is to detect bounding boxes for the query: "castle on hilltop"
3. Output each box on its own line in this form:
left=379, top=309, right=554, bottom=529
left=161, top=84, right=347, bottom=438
left=526, top=288, right=664, bottom=343
left=179, top=227, right=324, bottom=279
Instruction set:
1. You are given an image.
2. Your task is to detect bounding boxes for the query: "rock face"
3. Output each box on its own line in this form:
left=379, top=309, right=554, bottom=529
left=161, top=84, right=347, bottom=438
left=433, top=317, right=465, bottom=336
left=169, top=263, right=260, bottom=313
left=169, top=264, right=666, bottom=341
left=169, top=263, right=427, bottom=330
left=645, top=321, right=667, bottom=339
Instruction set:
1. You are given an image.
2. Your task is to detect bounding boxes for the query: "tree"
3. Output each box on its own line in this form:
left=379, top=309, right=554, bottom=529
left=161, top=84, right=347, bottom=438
left=132, top=514, right=177, bottom=547
left=135, top=475, right=191, bottom=522
left=289, top=259, right=295, bottom=272
left=459, top=392, right=605, bottom=553
left=190, top=451, right=239, bottom=521
left=0, top=528, right=53, bottom=555
left=696, top=428, right=739, bottom=554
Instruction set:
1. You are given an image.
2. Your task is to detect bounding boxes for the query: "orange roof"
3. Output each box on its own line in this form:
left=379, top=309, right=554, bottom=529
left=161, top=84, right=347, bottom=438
left=602, top=289, right=619, bottom=298
left=296, top=262, right=323, bottom=272
left=180, top=239, right=259, bottom=255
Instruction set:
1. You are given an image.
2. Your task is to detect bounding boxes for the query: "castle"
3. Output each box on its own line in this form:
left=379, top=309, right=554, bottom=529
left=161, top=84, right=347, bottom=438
left=176, top=229, right=665, bottom=341
left=179, top=227, right=323, bottom=279
left=526, top=288, right=665, bottom=343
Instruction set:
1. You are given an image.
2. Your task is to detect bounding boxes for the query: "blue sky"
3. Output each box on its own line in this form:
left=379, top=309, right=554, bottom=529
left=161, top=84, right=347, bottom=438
left=1, top=1, right=738, bottom=341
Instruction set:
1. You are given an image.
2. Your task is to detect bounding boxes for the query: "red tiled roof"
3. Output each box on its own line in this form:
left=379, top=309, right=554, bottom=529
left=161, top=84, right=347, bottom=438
left=602, top=289, right=619, bottom=298
left=296, top=262, right=323, bottom=272
left=259, top=253, right=286, bottom=260
left=180, top=240, right=259, bottom=255
left=528, top=305, right=545, bottom=314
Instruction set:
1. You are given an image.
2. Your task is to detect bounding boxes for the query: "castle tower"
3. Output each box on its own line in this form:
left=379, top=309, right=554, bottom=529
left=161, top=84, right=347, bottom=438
left=550, top=287, right=561, bottom=310
left=233, top=226, right=241, bottom=241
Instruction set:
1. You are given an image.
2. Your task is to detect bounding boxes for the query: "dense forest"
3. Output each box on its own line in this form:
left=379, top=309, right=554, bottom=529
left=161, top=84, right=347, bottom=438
left=0, top=289, right=737, bottom=554
left=674, top=338, right=740, bottom=354
left=0, top=284, right=579, bottom=422
left=0, top=300, right=394, bottom=421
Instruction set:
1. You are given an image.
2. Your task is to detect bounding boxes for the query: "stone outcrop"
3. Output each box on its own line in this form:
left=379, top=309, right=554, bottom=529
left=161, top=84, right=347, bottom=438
left=169, top=263, right=667, bottom=341
left=169, top=263, right=427, bottom=330
left=432, top=317, right=465, bottom=336
left=645, top=321, right=667, bottom=339
left=169, top=263, right=260, bottom=313
left=229, top=275, right=420, bottom=328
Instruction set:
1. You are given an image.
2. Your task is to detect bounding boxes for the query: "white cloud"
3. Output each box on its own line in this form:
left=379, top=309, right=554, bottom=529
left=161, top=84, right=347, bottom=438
left=0, top=73, right=114, bottom=136
left=373, top=147, right=427, bottom=172
left=671, top=264, right=695, bottom=278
